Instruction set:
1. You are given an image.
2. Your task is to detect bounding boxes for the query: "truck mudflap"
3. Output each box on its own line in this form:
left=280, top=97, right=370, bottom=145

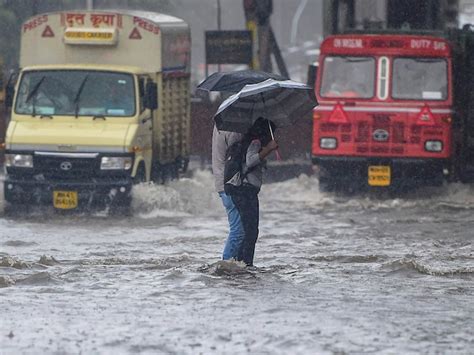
left=312, top=156, right=448, bottom=192
left=4, top=177, right=132, bottom=210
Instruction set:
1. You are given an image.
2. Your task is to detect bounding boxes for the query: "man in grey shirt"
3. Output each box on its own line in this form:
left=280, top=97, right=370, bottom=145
left=212, top=125, right=245, bottom=260
left=229, top=118, right=278, bottom=266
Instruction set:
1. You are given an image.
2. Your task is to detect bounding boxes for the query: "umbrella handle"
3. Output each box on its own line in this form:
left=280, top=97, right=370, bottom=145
left=268, top=121, right=281, bottom=161
left=274, top=149, right=282, bottom=161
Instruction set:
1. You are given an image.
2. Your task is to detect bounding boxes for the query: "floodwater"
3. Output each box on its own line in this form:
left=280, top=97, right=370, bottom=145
left=1, top=169, right=473, bottom=354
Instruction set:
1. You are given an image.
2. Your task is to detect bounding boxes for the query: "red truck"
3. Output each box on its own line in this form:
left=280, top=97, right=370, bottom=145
left=312, top=29, right=474, bottom=192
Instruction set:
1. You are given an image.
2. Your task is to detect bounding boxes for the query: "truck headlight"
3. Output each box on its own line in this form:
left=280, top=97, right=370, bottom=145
left=100, top=157, right=132, bottom=170
left=320, top=138, right=337, bottom=149
left=425, top=140, right=443, bottom=152
left=5, top=154, right=34, bottom=168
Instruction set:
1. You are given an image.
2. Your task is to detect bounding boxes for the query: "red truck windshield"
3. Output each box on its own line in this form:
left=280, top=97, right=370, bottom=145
left=392, top=58, right=448, bottom=100
left=319, top=56, right=448, bottom=102
left=320, top=56, right=375, bottom=99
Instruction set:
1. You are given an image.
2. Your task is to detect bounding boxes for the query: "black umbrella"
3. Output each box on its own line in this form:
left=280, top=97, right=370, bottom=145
left=196, top=69, right=288, bottom=93
left=214, top=79, right=317, bottom=134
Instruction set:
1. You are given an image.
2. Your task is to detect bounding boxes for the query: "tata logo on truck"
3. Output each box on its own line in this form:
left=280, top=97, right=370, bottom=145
left=60, top=162, right=73, bottom=171
left=372, top=129, right=389, bottom=142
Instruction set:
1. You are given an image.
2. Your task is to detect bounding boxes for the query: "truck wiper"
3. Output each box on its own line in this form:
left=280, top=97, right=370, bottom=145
left=92, top=115, right=106, bottom=120
left=345, top=57, right=372, bottom=63
left=73, top=74, right=89, bottom=118
left=412, top=58, right=444, bottom=63
left=25, top=76, right=46, bottom=117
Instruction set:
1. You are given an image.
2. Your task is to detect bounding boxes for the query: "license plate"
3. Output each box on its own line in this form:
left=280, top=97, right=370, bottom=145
left=368, top=166, right=391, bottom=186
left=53, top=191, right=78, bottom=209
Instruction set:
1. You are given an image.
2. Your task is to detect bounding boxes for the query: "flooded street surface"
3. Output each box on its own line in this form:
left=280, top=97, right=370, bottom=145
left=1, top=170, right=473, bottom=354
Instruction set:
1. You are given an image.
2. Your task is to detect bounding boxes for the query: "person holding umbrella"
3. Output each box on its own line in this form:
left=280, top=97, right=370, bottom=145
left=201, top=70, right=318, bottom=265
left=227, top=117, right=278, bottom=266
left=205, top=71, right=287, bottom=262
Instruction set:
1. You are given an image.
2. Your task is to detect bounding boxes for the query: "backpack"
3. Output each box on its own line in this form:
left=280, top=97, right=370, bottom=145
left=223, top=137, right=252, bottom=195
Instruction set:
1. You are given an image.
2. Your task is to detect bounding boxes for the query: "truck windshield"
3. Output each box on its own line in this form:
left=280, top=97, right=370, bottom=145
left=15, top=70, right=135, bottom=117
left=320, top=56, right=375, bottom=99
left=392, top=58, right=448, bottom=100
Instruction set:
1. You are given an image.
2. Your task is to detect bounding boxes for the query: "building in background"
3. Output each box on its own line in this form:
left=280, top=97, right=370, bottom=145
left=460, top=0, right=474, bottom=26
left=169, top=0, right=323, bottom=84
left=323, top=0, right=460, bottom=35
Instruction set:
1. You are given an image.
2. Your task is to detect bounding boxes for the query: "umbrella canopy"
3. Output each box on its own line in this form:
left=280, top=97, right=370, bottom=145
left=197, top=69, right=287, bottom=93
left=214, top=79, right=317, bottom=134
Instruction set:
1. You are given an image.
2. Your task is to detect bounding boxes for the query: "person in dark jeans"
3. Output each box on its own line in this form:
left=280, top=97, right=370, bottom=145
left=231, top=118, right=278, bottom=266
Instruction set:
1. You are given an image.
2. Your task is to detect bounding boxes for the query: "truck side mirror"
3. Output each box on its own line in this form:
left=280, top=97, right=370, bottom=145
left=307, top=63, right=318, bottom=90
left=5, top=83, right=14, bottom=108
left=5, top=71, right=19, bottom=108
left=144, top=81, right=158, bottom=110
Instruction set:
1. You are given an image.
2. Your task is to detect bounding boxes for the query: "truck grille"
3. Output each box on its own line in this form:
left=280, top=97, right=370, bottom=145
left=392, top=122, right=405, bottom=143
left=355, top=121, right=370, bottom=142
left=34, top=155, right=98, bottom=180
left=354, top=120, right=405, bottom=145
left=320, top=118, right=408, bottom=155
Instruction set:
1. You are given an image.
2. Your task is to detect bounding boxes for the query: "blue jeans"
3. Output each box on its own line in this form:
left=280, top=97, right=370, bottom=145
left=219, top=192, right=245, bottom=260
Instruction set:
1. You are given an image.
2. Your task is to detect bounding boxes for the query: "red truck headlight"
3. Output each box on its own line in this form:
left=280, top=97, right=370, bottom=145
left=320, top=138, right=337, bottom=149
left=425, top=140, right=443, bottom=152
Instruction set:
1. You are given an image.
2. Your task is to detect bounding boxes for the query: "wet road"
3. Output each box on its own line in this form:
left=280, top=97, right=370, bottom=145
left=1, top=170, right=473, bottom=354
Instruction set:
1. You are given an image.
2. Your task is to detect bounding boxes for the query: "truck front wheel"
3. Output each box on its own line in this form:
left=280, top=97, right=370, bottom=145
left=109, top=195, right=132, bottom=216
left=318, top=176, right=336, bottom=193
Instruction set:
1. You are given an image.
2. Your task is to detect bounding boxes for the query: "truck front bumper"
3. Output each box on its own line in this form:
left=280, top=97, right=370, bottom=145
left=312, top=156, right=448, bottom=189
left=4, top=176, right=133, bottom=208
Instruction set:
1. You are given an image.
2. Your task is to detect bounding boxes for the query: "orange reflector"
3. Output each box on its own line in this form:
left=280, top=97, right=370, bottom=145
left=129, top=28, right=142, bottom=40
left=328, top=103, right=349, bottom=123
left=0, top=142, right=5, bottom=150
left=416, top=105, right=435, bottom=126
left=42, top=25, right=55, bottom=38
left=442, top=116, right=452, bottom=124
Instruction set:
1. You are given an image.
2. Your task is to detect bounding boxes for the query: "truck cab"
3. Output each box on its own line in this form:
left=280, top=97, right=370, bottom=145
left=5, top=64, right=156, bottom=209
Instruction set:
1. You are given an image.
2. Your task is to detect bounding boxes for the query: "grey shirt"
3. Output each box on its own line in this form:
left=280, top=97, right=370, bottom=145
left=243, top=139, right=263, bottom=190
left=212, top=125, right=243, bottom=193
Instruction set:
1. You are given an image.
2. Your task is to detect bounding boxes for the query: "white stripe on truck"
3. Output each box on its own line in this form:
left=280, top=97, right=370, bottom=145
left=314, top=106, right=452, bottom=114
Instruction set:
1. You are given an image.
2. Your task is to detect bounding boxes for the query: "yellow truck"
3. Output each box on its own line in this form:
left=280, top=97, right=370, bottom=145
left=4, top=10, right=191, bottom=210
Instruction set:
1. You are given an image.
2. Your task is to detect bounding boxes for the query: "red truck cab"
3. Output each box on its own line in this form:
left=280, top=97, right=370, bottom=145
left=312, top=34, right=455, bottom=192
